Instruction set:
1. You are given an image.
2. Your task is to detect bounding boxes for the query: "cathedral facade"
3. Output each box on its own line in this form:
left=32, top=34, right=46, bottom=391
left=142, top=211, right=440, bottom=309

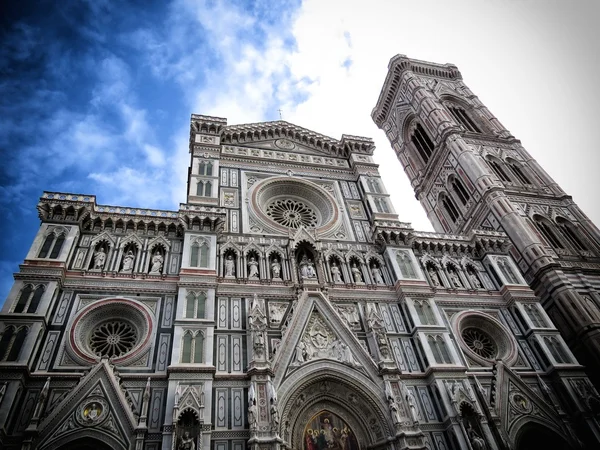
left=1, top=55, right=600, bottom=450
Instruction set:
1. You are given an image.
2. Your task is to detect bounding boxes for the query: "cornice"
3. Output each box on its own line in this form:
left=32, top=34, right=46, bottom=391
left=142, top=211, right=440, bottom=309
left=372, top=54, right=462, bottom=127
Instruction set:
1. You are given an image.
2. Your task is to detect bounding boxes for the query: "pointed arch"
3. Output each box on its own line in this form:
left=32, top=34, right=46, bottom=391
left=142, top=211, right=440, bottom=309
left=532, top=215, right=564, bottom=249
left=555, top=217, right=588, bottom=251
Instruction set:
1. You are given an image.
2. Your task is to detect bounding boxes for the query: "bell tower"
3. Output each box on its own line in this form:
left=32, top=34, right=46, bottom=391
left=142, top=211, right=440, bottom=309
left=372, top=54, right=600, bottom=383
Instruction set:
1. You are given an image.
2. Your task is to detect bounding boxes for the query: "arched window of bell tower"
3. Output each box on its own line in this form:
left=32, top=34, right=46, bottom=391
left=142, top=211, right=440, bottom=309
left=409, top=123, right=435, bottom=164
left=439, top=192, right=460, bottom=223
left=506, top=158, right=532, bottom=185
left=533, top=215, right=564, bottom=249
left=486, top=155, right=512, bottom=183
left=556, top=217, right=588, bottom=251
left=447, top=174, right=470, bottom=206
left=446, top=104, right=481, bottom=133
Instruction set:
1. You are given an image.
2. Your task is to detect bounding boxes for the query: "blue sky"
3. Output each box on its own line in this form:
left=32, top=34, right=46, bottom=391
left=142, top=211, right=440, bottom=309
left=2, top=0, right=599, bottom=304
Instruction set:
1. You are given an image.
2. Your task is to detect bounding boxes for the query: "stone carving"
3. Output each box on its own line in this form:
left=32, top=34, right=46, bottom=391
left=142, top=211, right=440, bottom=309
left=387, top=395, right=402, bottom=425
left=268, top=303, right=287, bottom=327
left=468, top=267, right=483, bottom=288
left=428, top=266, right=442, bottom=287
left=467, top=426, right=486, bottom=450
left=178, top=431, right=196, bottom=450
left=121, top=250, right=135, bottom=273
left=367, top=305, right=392, bottom=360
left=271, top=258, right=282, bottom=279
left=447, top=266, right=462, bottom=287
left=249, top=295, right=267, bottom=360
left=330, top=261, right=343, bottom=283
left=299, top=255, right=316, bottom=279
left=401, top=382, right=419, bottom=424
left=351, top=263, right=363, bottom=283
left=150, top=251, right=163, bottom=274
left=293, top=313, right=357, bottom=366
left=248, top=256, right=259, bottom=279
left=224, top=255, right=235, bottom=277
left=336, top=304, right=361, bottom=330
left=371, top=265, right=384, bottom=284
left=497, top=257, right=519, bottom=284
left=270, top=402, right=280, bottom=431
left=93, top=248, right=106, bottom=270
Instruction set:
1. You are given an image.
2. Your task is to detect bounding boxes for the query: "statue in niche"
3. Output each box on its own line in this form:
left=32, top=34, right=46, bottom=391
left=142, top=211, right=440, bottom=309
left=299, top=255, right=316, bottom=279
left=249, top=294, right=267, bottom=359
left=248, top=256, right=259, bottom=279
left=271, top=257, right=282, bottom=279
left=150, top=251, right=163, bottom=274
left=93, top=247, right=106, bottom=270
left=330, top=261, right=343, bottom=283
left=396, top=250, right=417, bottom=279
left=467, top=267, right=483, bottom=288
left=427, top=265, right=441, bottom=287
left=224, top=254, right=235, bottom=277
left=351, top=262, right=363, bottom=283
left=178, top=432, right=196, bottom=450
left=401, top=382, right=419, bottom=424
left=371, top=265, right=384, bottom=284
left=121, top=250, right=135, bottom=272
left=447, top=266, right=462, bottom=287
left=467, top=426, right=486, bottom=450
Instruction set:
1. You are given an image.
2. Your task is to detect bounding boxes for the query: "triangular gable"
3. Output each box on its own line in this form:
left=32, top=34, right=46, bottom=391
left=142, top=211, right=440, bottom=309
left=272, top=291, right=380, bottom=385
left=35, top=359, right=137, bottom=450
left=492, top=360, right=571, bottom=444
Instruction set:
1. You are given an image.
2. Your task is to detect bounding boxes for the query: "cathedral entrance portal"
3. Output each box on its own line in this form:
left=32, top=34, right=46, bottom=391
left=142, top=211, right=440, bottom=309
left=303, top=410, right=360, bottom=450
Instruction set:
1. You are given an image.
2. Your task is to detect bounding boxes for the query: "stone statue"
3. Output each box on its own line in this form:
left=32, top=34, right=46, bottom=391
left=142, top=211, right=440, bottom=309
left=271, top=258, right=282, bottom=278
left=295, top=340, right=307, bottom=363
left=467, top=427, right=486, bottom=450
left=270, top=402, right=280, bottom=430
left=224, top=255, right=235, bottom=277
left=299, top=255, right=316, bottom=279
left=448, top=267, right=462, bottom=287
left=94, top=248, right=106, bottom=270
left=121, top=250, right=135, bottom=272
left=248, top=401, right=258, bottom=430
left=248, top=256, right=259, bottom=279
left=468, top=268, right=482, bottom=288
left=428, top=266, right=441, bottom=287
left=268, top=303, right=286, bottom=326
left=337, top=305, right=360, bottom=329
left=387, top=396, right=402, bottom=424
left=351, top=263, right=363, bottom=283
left=371, top=265, right=384, bottom=284
left=150, top=251, right=163, bottom=274
left=330, top=261, right=343, bottom=283
left=178, top=431, right=196, bottom=450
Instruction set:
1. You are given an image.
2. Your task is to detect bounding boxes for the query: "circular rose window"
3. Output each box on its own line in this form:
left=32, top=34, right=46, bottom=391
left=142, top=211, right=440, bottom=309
left=68, top=298, right=153, bottom=365
left=250, top=177, right=339, bottom=234
left=90, top=320, right=138, bottom=358
left=452, top=311, right=518, bottom=366
left=266, top=199, right=318, bottom=228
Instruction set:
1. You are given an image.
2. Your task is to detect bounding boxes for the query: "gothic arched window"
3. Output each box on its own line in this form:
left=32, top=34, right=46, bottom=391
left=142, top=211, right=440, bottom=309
left=369, top=178, right=382, bottom=193
left=506, top=158, right=532, bottom=185
left=525, top=304, right=545, bottom=328
left=440, top=193, right=460, bottom=223
left=545, top=336, right=570, bottom=364
left=449, top=175, right=470, bottom=206
left=533, top=216, right=564, bottom=249
left=428, top=335, right=452, bottom=364
left=38, top=230, right=66, bottom=259
left=198, top=160, right=213, bottom=176
left=556, top=218, right=588, bottom=251
left=0, top=326, right=28, bottom=361
left=415, top=301, right=436, bottom=325
left=410, top=123, right=435, bottom=164
left=447, top=105, right=481, bottom=133
left=186, top=292, right=206, bottom=319
left=190, top=240, right=210, bottom=268
left=13, top=285, right=33, bottom=313
left=181, top=331, right=204, bottom=363
left=486, top=156, right=512, bottom=183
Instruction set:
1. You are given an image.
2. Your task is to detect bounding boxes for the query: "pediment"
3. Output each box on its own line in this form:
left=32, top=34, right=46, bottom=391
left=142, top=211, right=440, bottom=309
left=232, top=138, right=334, bottom=157
left=35, top=359, right=136, bottom=450
left=272, top=291, right=380, bottom=385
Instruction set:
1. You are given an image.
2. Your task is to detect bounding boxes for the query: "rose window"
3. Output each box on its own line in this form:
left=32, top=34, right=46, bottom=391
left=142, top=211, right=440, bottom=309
left=266, top=199, right=318, bottom=228
left=461, top=327, right=497, bottom=359
left=90, top=320, right=138, bottom=358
